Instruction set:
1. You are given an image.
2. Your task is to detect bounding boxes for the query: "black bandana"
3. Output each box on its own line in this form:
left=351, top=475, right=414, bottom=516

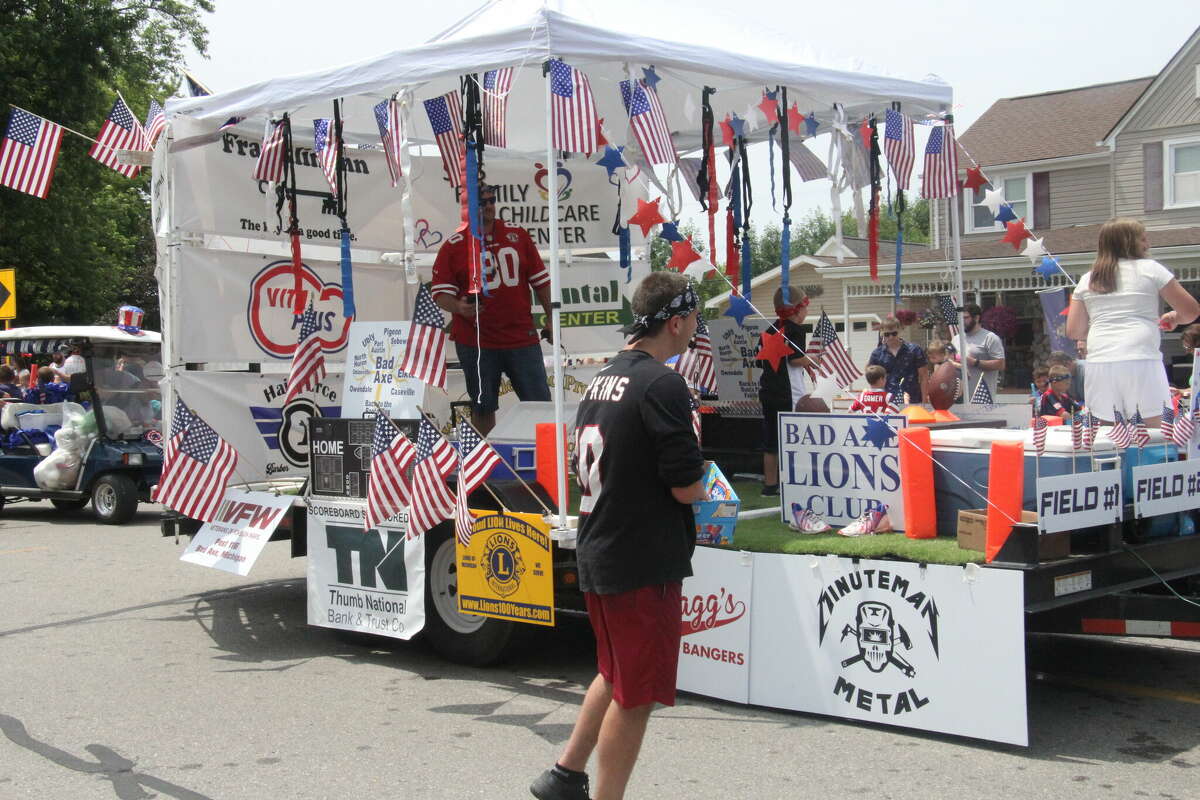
left=622, top=284, right=699, bottom=338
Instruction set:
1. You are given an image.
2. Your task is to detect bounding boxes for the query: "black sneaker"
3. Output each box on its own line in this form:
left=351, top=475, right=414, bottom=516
left=761, top=484, right=780, bottom=497
left=530, top=766, right=590, bottom=800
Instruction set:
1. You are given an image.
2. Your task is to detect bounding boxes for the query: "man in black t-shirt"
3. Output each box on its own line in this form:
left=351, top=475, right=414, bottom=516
left=531, top=272, right=707, bottom=800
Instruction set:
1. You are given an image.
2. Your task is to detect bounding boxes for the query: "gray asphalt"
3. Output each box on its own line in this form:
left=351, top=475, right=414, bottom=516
left=2, top=501, right=1200, bottom=799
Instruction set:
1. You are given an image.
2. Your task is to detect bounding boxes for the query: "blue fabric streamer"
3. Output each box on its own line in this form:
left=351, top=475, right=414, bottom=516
left=619, top=225, right=631, bottom=282
left=893, top=228, right=903, bottom=305
left=340, top=227, right=356, bottom=318
left=780, top=219, right=790, bottom=303
left=464, top=145, right=489, bottom=296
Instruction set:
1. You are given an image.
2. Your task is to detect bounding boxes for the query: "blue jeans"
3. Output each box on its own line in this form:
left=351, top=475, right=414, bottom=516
left=455, top=342, right=550, bottom=413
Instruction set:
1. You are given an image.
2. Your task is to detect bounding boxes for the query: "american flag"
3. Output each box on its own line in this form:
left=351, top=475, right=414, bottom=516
left=144, top=100, right=166, bottom=148
left=971, top=374, right=996, bottom=408
left=1161, top=405, right=1175, bottom=444
left=1032, top=415, right=1047, bottom=456
left=674, top=316, right=716, bottom=394
left=364, top=415, right=417, bottom=531
left=313, top=118, right=339, bottom=195
left=620, top=78, right=676, bottom=165
left=408, top=418, right=457, bottom=540
left=810, top=311, right=862, bottom=388
left=883, top=109, right=915, bottom=190
left=454, top=423, right=502, bottom=546
left=549, top=58, right=598, bottom=154
left=373, top=98, right=403, bottom=187
left=1131, top=409, right=1150, bottom=448
left=1173, top=408, right=1194, bottom=450
left=936, top=295, right=960, bottom=337
left=253, top=119, right=286, bottom=183
left=424, top=91, right=463, bottom=189
left=1071, top=412, right=1084, bottom=451
left=1083, top=411, right=1100, bottom=450
left=152, top=399, right=238, bottom=522
left=920, top=123, right=959, bottom=200
left=888, top=391, right=904, bottom=414
left=283, top=304, right=327, bottom=404
left=482, top=67, right=514, bottom=148
left=0, top=109, right=63, bottom=199
left=688, top=394, right=702, bottom=443
left=1109, top=410, right=1133, bottom=449
left=218, top=116, right=245, bottom=131
left=400, top=284, right=448, bottom=390
left=90, top=96, right=148, bottom=178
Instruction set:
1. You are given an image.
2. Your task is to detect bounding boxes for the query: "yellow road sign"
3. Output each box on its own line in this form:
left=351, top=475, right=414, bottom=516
left=0, top=269, right=14, bottom=320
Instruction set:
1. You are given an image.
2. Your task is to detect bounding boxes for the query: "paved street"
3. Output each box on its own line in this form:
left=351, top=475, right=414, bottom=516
left=2, top=504, right=1200, bottom=799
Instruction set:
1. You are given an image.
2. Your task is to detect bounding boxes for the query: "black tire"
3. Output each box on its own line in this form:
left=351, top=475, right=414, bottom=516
left=51, top=498, right=89, bottom=511
left=91, top=473, right=138, bottom=525
left=0, top=496, right=5, bottom=514
left=421, top=521, right=524, bottom=666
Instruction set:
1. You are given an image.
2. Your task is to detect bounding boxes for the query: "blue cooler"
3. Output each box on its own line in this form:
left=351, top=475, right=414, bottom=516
left=485, top=400, right=579, bottom=482
left=929, top=426, right=1177, bottom=536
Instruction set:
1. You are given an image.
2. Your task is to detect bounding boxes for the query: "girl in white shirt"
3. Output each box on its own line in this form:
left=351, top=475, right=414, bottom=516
left=1066, top=218, right=1200, bottom=425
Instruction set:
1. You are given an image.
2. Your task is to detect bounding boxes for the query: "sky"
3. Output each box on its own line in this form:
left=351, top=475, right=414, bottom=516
left=183, top=0, right=1198, bottom=229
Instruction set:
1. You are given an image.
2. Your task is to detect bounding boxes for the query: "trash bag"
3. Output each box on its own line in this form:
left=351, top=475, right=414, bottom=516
left=61, top=401, right=87, bottom=430
left=101, top=406, right=132, bottom=437
left=33, top=446, right=81, bottom=490
left=54, top=427, right=82, bottom=454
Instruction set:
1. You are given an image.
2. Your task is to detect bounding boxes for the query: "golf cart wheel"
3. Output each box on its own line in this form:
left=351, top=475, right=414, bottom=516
left=92, top=473, right=138, bottom=525
left=422, top=521, right=524, bottom=666
left=51, top=498, right=89, bottom=511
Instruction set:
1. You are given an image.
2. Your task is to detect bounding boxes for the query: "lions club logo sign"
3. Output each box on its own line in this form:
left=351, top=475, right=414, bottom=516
left=247, top=260, right=352, bottom=358
left=482, top=532, right=525, bottom=598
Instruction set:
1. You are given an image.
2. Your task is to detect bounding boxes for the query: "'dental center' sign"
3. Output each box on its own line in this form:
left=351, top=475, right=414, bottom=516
left=778, top=413, right=906, bottom=528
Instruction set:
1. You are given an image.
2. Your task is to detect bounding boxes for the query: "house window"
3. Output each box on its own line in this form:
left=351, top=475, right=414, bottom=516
left=1166, top=137, right=1200, bottom=208
left=965, top=175, right=1031, bottom=233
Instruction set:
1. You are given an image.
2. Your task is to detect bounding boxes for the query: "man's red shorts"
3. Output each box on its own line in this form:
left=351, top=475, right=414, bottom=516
left=585, top=582, right=682, bottom=709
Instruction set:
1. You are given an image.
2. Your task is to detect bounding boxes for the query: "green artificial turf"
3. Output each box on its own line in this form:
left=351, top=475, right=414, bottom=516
left=731, top=480, right=777, bottom=510
left=729, top=513, right=986, bottom=565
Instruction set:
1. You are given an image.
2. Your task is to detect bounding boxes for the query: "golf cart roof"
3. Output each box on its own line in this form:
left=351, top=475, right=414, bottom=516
left=0, top=326, right=162, bottom=355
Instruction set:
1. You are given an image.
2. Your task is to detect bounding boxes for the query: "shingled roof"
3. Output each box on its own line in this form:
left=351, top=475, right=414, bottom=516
left=957, top=78, right=1152, bottom=167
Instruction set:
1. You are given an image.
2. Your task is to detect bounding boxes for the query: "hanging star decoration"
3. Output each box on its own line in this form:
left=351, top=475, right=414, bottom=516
left=755, top=328, right=793, bottom=371
left=995, top=204, right=1018, bottom=225
left=595, top=117, right=608, bottom=148
left=642, top=65, right=661, bottom=91
left=728, top=112, right=747, bottom=140
left=720, top=114, right=735, bottom=148
left=804, top=112, right=820, bottom=138
left=743, top=104, right=759, bottom=133
left=683, top=255, right=714, bottom=281
left=810, top=373, right=841, bottom=410
left=1021, top=237, right=1047, bottom=264
left=667, top=238, right=703, bottom=272
left=962, top=166, right=988, bottom=192
left=628, top=196, right=667, bottom=237
left=757, top=90, right=779, bottom=123
left=787, top=103, right=804, bottom=136
left=1036, top=256, right=1062, bottom=280
left=658, top=220, right=684, bottom=242
left=980, top=187, right=1006, bottom=216
left=858, top=119, right=872, bottom=150
left=724, top=294, right=755, bottom=326
left=595, top=146, right=627, bottom=180
left=1001, top=218, right=1034, bottom=250
left=862, top=417, right=898, bottom=451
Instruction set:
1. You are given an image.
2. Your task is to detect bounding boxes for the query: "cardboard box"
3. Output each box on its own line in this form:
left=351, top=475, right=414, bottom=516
left=693, top=462, right=740, bottom=546
left=957, top=508, right=1070, bottom=563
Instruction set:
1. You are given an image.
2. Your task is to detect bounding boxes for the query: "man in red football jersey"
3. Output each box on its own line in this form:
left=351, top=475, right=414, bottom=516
left=431, top=184, right=554, bottom=434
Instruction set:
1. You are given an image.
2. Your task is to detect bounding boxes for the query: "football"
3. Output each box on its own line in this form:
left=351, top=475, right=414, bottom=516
left=927, top=361, right=962, bottom=410
left=794, top=394, right=830, bottom=413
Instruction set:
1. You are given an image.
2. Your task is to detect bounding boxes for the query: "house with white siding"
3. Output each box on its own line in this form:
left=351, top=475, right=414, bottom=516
left=708, top=25, right=1200, bottom=393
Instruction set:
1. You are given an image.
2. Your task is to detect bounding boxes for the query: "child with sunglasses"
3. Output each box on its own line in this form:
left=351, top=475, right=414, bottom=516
left=1038, top=366, right=1081, bottom=420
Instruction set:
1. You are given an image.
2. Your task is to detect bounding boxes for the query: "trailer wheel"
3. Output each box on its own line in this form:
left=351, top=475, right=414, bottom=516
left=422, top=522, right=523, bottom=666
left=92, top=473, right=138, bottom=525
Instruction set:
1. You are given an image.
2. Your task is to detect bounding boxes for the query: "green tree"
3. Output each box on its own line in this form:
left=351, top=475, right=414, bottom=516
left=840, top=196, right=931, bottom=243
left=0, top=0, right=213, bottom=329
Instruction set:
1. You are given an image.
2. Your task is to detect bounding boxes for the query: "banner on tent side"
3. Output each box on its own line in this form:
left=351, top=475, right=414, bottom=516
left=172, top=370, right=341, bottom=485
left=169, top=121, right=642, bottom=252
left=778, top=412, right=906, bottom=530
left=340, top=321, right=426, bottom=420
left=748, top=554, right=1027, bottom=746
left=676, top=546, right=753, bottom=704
left=306, top=498, right=424, bottom=639
left=709, top=318, right=769, bottom=408
left=174, top=248, right=405, bottom=364
left=533, top=260, right=649, bottom=355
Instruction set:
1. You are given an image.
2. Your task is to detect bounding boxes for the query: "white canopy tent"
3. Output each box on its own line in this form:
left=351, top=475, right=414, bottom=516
left=161, top=2, right=956, bottom=529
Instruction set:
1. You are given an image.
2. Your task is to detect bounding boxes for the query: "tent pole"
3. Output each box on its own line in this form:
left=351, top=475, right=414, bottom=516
left=949, top=196, right=969, bottom=405
left=545, top=64, right=568, bottom=530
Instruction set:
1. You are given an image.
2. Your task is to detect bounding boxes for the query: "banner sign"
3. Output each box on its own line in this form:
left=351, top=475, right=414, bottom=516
left=534, top=260, right=650, bottom=356
left=778, top=412, right=907, bottom=529
left=1036, top=469, right=1123, bottom=533
left=180, top=490, right=293, bottom=576
left=748, top=554, right=1027, bottom=745
left=1132, top=460, right=1200, bottom=518
left=676, top=546, right=753, bottom=704
left=456, top=511, right=554, bottom=627
left=306, top=498, right=424, bottom=639
left=340, top=321, right=426, bottom=419
left=170, top=118, right=643, bottom=252
left=709, top=317, right=769, bottom=408
left=1037, top=287, right=1076, bottom=358
left=174, top=248, right=409, bottom=364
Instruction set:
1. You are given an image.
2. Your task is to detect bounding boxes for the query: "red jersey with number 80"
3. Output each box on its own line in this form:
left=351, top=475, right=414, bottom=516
left=430, top=220, right=550, bottom=349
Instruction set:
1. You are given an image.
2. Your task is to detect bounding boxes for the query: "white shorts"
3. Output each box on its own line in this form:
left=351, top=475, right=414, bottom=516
left=1084, top=359, right=1170, bottom=421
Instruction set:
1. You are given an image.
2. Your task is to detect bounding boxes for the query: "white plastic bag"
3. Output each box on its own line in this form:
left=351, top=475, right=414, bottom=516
left=33, top=447, right=81, bottom=490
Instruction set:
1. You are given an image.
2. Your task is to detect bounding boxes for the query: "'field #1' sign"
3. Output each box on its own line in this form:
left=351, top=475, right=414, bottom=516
left=1132, top=460, right=1200, bottom=518
left=1036, top=469, right=1123, bottom=533
left=180, top=490, right=293, bottom=576
left=778, top=412, right=906, bottom=530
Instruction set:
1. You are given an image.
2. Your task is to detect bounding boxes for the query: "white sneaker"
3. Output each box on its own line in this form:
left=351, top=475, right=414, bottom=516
left=838, top=509, right=886, bottom=537
left=789, top=504, right=832, bottom=534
